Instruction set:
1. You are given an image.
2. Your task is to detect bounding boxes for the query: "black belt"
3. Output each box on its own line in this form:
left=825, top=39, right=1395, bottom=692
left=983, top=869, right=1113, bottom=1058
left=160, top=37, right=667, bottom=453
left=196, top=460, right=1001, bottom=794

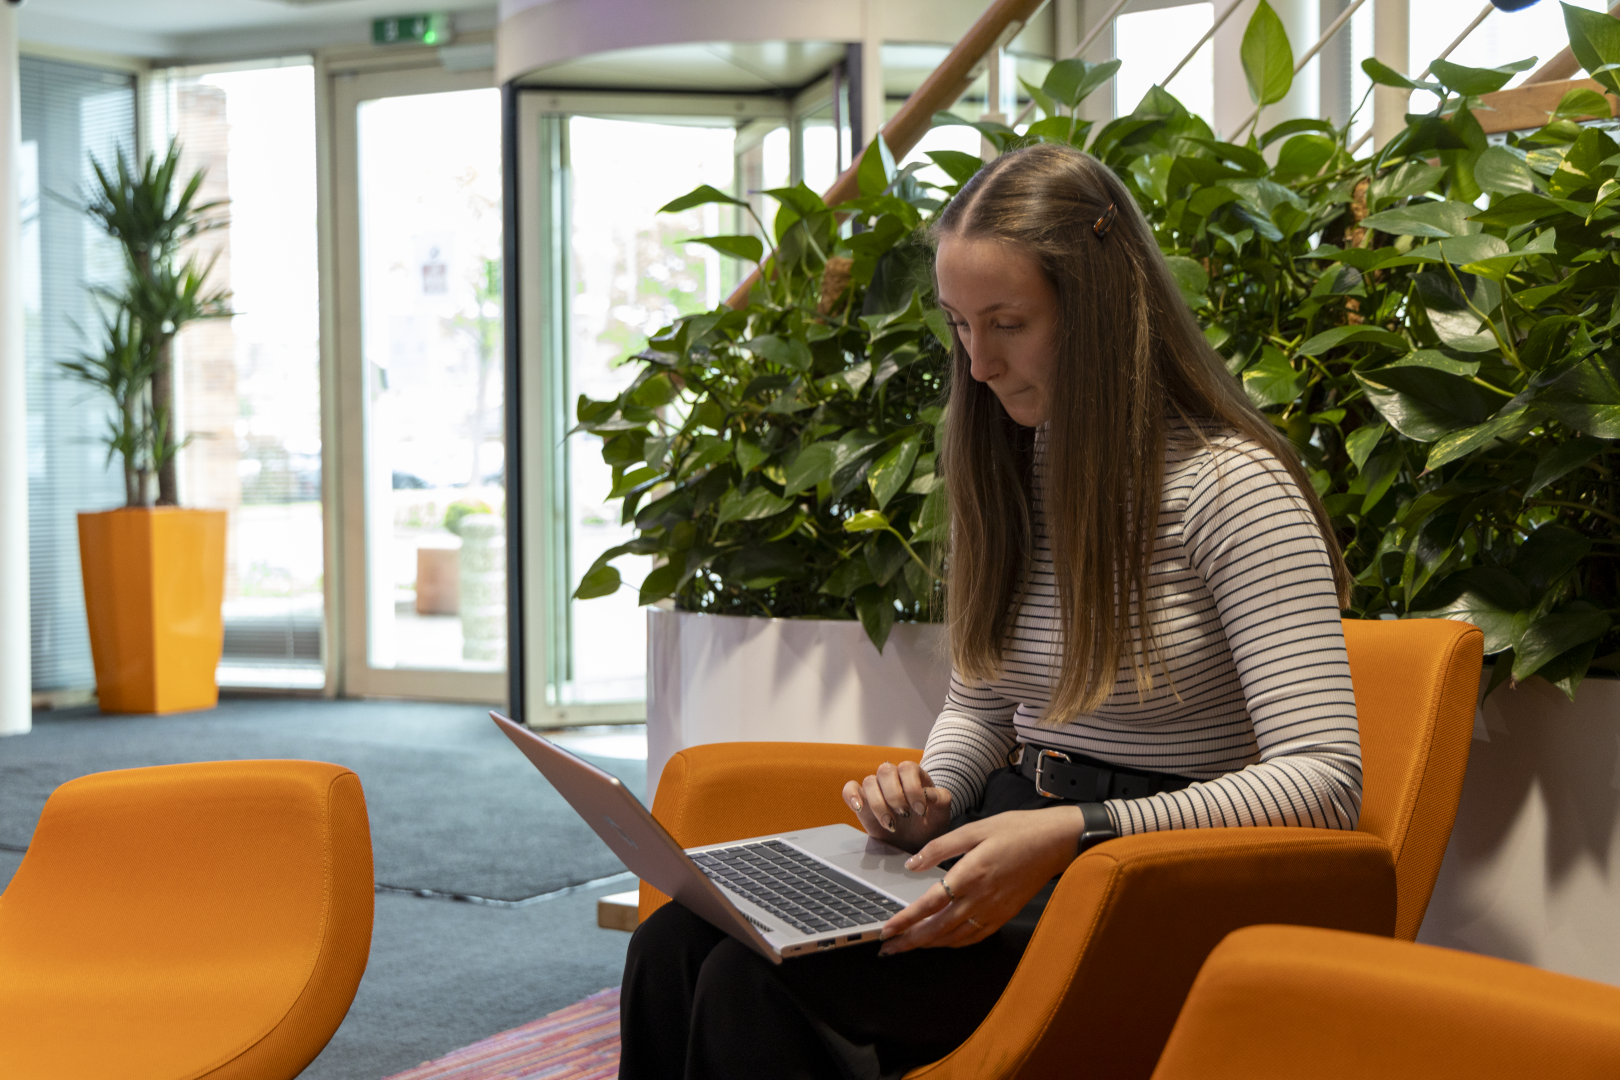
left=1013, top=742, right=1196, bottom=802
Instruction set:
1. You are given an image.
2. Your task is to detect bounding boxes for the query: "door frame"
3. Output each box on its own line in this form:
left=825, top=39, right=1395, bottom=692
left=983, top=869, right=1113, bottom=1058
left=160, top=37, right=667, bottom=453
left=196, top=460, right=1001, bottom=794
left=506, top=87, right=791, bottom=726
left=329, top=63, right=507, bottom=703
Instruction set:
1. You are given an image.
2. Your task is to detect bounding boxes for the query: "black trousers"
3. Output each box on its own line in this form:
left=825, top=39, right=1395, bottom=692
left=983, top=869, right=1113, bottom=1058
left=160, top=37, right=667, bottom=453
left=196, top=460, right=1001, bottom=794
left=617, top=767, right=1081, bottom=1080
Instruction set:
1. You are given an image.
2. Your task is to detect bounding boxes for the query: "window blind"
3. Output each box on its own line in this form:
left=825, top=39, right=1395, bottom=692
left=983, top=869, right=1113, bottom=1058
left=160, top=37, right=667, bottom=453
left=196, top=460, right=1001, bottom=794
left=22, top=57, right=136, bottom=693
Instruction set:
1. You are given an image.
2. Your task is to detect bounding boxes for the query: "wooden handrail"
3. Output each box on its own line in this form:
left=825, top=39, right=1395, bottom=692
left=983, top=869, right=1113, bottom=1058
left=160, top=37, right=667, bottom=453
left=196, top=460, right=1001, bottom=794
left=724, top=0, right=1048, bottom=309
left=1478, top=76, right=1617, bottom=134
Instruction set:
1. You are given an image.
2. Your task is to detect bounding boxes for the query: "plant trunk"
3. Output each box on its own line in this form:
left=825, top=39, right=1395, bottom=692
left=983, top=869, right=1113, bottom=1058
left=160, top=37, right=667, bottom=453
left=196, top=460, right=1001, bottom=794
left=153, top=336, right=178, bottom=506
left=122, top=398, right=143, bottom=507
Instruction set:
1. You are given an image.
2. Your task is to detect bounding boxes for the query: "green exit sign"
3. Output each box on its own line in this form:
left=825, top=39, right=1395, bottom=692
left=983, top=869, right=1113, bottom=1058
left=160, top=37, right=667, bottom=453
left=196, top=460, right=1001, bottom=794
left=373, top=13, right=452, bottom=46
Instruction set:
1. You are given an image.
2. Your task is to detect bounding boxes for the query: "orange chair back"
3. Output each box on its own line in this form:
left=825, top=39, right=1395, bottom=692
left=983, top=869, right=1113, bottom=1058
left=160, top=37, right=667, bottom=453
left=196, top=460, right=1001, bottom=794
left=0, top=760, right=374, bottom=1080
left=1343, top=619, right=1483, bottom=939
left=1152, top=924, right=1620, bottom=1079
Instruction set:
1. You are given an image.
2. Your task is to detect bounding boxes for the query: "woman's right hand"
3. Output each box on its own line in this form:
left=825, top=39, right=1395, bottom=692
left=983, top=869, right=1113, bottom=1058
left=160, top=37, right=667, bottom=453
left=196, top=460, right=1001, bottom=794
left=842, top=760, right=954, bottom=853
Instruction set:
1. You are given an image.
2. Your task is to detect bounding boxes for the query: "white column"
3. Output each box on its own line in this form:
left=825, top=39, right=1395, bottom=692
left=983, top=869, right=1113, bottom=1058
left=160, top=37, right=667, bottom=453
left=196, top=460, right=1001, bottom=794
left=1372, top=0, right=1408, bottom=150
left=1215, top=0, right=1319, bottom=139
left=1076, top=0, right=1118, bottom=123
left=0, top=3, right=28, bottom=737
left=1214, top=0, right=1259, bottom=138
left=859, top=1, right=884, bottom=152
left=981, top=46, right=1006, bottom=160
left=1269, top=0, right=1319, bottom=127
left=862, top=34, right=883, bottom=152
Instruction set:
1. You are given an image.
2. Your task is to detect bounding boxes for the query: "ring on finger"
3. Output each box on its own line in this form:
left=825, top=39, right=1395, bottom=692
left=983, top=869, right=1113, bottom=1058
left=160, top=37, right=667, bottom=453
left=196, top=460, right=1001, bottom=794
left=940, top=880, right=957, bottom=903
left=966, top=916, right=983, bottom=929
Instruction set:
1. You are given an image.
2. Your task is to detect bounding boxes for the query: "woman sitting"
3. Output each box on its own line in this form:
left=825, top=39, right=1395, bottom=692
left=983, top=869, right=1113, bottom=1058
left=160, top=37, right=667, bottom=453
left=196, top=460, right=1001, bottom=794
left=619, top=141, right=1361, bottom=1080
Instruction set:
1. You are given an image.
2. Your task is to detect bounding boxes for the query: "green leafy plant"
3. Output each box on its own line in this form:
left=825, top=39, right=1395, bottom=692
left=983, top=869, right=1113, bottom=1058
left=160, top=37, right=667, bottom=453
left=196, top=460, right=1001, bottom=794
left=445, top=498, right=496, bottom=536
left=62, top=138, right=230, bottom=507
left=577, top=2, right=1620, bottom=695
left=571, top=148, right=950, bottom=651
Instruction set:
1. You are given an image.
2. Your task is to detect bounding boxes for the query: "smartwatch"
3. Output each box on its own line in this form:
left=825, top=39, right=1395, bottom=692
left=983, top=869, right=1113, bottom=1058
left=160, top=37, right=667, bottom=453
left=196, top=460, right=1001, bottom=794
left=1076, top=802, right=1118, bottom=854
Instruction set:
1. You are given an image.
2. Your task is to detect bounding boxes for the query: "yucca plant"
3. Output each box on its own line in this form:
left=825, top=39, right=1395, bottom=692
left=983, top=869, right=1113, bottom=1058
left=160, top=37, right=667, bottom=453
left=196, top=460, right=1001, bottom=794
left=67, top=138, right=230, bottom=507
left=58, top=307, right=154, bottom=507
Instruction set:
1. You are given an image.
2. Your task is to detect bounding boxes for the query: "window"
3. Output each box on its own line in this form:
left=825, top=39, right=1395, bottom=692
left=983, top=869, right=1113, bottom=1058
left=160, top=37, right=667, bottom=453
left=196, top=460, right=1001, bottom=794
left=1117, top=3, right=1215, bottom=121
left=149, top=62, right=324, bottom=689
left=1411, top=0, right=1607, bottom=96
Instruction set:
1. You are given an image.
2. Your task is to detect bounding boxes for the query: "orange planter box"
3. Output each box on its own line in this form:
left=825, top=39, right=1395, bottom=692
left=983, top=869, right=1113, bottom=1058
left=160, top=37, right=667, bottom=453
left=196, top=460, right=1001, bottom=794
left=77, top=508, right=227, bottom=714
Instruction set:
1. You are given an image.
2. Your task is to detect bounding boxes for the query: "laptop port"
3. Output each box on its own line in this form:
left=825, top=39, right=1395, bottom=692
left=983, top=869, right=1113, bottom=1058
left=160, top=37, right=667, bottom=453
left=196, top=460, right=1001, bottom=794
left=818, top=939, right=837, bottom=949
left=847, top=934, right=863, bottom=943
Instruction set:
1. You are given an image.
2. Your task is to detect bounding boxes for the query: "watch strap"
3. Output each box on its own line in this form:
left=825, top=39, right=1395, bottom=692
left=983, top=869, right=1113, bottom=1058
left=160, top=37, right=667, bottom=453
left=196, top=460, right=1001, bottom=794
left=1076, top=801, right=1118, bottom=854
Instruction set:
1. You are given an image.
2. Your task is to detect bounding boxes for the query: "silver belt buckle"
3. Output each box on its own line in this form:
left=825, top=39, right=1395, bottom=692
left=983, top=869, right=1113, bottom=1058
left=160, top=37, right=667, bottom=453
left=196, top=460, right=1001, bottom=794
left=1034, top=748, right=1071, bottom=799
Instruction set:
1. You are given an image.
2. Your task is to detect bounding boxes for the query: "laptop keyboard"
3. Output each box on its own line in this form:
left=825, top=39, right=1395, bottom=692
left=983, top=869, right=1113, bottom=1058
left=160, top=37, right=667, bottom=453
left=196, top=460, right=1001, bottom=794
left=692, top=839, right=904, bottom=935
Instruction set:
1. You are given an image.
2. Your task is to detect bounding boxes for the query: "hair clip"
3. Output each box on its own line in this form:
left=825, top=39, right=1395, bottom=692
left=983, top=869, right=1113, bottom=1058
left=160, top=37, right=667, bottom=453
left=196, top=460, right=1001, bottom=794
left=1093, top=203, right=1118, bottom=240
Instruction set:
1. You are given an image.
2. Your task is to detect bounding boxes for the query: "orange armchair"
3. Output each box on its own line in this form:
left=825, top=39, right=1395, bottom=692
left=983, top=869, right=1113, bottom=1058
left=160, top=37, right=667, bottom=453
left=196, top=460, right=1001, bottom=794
left=640, top=618, right=1483, bottom=1080
left=0, top=760, right=375, bottom=1080
left=1151, top=924, right=1620, bottom=1079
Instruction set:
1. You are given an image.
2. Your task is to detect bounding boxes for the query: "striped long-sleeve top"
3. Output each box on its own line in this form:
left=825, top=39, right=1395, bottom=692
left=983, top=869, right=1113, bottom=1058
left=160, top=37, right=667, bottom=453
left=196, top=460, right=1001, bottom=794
left=920, top=421, right=1362, bottom=835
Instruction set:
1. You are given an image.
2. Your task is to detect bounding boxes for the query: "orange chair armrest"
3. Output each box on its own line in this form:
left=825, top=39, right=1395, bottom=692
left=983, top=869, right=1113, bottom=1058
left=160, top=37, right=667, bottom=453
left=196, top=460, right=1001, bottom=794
left=639, top=742, right=923, bottom=921
left=910, top=828, right=1396, bottom=1080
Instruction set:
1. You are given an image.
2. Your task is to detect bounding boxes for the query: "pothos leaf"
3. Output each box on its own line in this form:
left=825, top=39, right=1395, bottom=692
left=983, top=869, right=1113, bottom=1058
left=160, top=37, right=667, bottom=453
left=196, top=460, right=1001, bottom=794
left=715, top=486, right=793, bottom=524
left=1163, top=255, right=1210, bottom=308
left=1241, top=347, right=1304, bottom=408
left=1043, top=58, right=1123, bottom=109
left=1345, top=423, right=1387, bottom=473
left=1241, top=0, right=1294, bottom=108
left=1410, top=567, right=1531, bottom=655
left=868, top=435, right=921, bottom=510
left=1525, top=436, right=1606, bottom=496
left=659, top=184, right=747, bottom=213
left=853, top=583, right=896, bottom=652
left=685, top=235, right=763, bottom=263
left=925, top=150, right=983, bottom=187
left=1514, top=602, right=1612, bottom=682
left=1564, top=3, right=1620, bottom=96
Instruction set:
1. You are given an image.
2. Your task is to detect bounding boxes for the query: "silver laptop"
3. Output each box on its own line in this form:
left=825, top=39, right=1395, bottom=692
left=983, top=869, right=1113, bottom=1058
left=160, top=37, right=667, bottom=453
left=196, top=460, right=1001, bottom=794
left=491, top=712, right=945, bottom=964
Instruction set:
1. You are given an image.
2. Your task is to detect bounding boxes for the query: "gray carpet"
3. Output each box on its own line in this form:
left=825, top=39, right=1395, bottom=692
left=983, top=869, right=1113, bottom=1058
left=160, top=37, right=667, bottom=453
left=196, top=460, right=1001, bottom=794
left=0, top=698, right=646, bottom=901
left=0, top=699, right=644, bottom=1079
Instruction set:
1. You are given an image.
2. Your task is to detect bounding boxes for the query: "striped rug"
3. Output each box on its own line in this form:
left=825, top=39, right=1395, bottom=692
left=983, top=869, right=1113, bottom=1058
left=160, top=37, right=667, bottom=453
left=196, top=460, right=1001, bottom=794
left=382, top=987, right=621, bottom=1080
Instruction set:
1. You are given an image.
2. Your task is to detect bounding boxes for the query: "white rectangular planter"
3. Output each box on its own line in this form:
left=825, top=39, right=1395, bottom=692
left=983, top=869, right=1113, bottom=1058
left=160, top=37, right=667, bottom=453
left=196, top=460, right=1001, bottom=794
left=1418, top=672, right=1620, bottom=986
left=645, top=608, right=951, bottom=797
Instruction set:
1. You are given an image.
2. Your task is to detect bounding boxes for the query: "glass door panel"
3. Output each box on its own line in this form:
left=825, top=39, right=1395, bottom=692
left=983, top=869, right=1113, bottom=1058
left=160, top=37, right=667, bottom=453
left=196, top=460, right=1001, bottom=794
left=155, top=65, right=325, bottom=691
left=555, top=116, right=738, bottom=706
left=334, top=68, right=505, bottom=702
left=359, top=87, right=505, bottom=673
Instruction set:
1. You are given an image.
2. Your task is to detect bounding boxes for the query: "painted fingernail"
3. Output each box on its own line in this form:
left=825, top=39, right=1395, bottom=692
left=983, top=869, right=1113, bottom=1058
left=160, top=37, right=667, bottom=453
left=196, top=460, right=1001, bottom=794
left=883, top=817, right=896, bottom=832
left=877, top=946, right=893, bottom=957
left=905, top=855, right=920, bottom=868
left=851, top=796, right=862, bottom=812
left=897, top=807, right=910, bottom=819
left=912, top=801, right=925, bottom=817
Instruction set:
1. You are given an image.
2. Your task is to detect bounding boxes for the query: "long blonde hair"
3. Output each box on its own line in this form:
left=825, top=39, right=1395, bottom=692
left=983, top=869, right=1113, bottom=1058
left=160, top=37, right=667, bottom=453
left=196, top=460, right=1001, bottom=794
left=934, top=143, right=1350, bottom=724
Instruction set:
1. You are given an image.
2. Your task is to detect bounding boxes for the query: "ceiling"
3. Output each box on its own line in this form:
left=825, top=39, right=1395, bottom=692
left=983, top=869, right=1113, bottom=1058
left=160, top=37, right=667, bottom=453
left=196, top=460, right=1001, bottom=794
left=17, top=0, right=498, bottom=61
left=516, top=40, right=847, bottom=93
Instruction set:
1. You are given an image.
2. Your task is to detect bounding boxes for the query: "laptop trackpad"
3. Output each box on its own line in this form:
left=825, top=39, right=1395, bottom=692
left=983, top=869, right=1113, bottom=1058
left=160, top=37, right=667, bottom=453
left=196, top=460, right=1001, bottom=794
left=782, top=824, right=946, bottom=906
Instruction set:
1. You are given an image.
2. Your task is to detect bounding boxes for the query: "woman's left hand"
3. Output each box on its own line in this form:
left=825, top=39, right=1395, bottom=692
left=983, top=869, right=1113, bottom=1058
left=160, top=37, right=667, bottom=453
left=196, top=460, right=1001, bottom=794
left=876, top=805, right=1086, bottom=955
